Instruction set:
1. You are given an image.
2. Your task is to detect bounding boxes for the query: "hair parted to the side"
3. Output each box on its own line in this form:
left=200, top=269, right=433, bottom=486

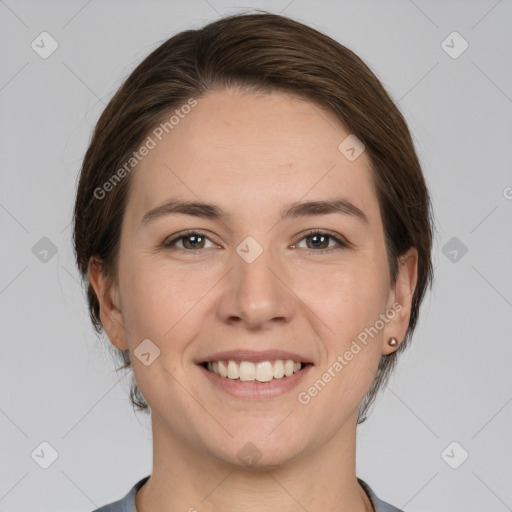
left=73, top=10, right=435, bottom=423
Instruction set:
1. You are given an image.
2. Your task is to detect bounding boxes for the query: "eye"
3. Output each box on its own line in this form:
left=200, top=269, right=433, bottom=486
left=162, top=229, right=350, bottom=254
left=292, top=230, right=349, bottom=254
left=162, top=230, right=218, bottom=252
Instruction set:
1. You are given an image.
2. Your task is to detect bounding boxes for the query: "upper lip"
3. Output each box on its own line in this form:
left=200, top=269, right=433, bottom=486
left=196, top=349, right=312, bottom=364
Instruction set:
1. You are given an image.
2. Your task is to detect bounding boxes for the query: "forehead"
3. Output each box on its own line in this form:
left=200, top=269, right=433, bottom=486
left=124, top=89, right=379, bottom=228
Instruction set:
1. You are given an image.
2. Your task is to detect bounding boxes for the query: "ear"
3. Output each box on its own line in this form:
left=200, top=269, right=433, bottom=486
left=381, top=246, right=419, bottom=355
left=88, top=257, right=129, bottom=351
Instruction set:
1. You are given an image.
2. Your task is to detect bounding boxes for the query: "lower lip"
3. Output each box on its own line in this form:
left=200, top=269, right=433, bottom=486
left=198, top=363, right=313, bottom=399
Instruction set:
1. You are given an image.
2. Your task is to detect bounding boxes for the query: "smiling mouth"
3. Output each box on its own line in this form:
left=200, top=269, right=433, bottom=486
left=201, top=359, right=312, bottom=382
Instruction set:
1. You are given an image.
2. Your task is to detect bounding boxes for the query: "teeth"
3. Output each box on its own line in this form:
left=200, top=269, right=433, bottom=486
left=273, top=359, right=284, bottom=378
left=227, top=360, right=239, bottom=379
left=239, top=361, right=256, bottom=381
left=205, top=359, right=304, bottom=382
left=255, top=361, right=274, bottom=382
left=218, top=360, right=228, bottom=378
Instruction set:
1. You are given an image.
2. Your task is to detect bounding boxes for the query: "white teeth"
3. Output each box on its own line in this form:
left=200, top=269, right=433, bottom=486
left=239, top=361, right=256, bottom=381
left=218, top=360, right=228, bottom=378
left=273, top=359, right=284, bottom=379
left=205, top=359, right=304, bottom=382
left=227, top=360, right=239, bottom=379
left=284, top=359, right=294, bottom=376
left=255, top=361, right=274, bottom=382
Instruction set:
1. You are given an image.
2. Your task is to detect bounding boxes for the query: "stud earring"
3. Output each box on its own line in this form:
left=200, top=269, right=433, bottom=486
left=388, top=337, right=398, bottom=347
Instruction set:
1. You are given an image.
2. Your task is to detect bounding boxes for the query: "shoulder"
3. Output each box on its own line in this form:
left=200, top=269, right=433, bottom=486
left=91, top=475, right=150, bottom=512
left=358, top=478, right=405, bottom=512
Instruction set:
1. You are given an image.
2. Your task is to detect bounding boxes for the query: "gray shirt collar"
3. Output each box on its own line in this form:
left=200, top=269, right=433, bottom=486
left=94, top=475, right=404, bottom=512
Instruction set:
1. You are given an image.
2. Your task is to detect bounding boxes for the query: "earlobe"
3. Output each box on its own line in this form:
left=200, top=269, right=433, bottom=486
left=382, top=247, right=419, bottom=355
left=88, top=257, right=128, bottom=350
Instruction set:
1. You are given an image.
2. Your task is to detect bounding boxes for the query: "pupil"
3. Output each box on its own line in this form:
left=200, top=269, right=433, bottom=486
left=187, top=235, right=203, bottom=248
left=310, top=234, right=327, bottom=248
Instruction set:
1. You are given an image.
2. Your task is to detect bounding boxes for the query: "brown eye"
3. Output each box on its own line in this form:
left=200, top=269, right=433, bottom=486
left=305, top=233, right=330, bottom=249
left=163, top=231, right=216, bottom=251
left=294, top=230, right=348, bottom=253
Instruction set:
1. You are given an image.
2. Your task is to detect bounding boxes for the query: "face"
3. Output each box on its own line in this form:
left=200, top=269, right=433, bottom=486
left=90, top=88, right=417, bottom=468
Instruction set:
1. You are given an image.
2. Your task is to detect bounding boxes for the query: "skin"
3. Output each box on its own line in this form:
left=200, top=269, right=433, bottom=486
left=89, top=88, right=418, bottom=512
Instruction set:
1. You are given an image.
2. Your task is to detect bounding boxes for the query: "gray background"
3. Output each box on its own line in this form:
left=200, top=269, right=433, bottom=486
left=1, top=1, right=511, bottom=511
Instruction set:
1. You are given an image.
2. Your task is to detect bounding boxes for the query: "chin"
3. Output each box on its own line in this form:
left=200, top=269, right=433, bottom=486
left=200, top=426, right=308, bottom=471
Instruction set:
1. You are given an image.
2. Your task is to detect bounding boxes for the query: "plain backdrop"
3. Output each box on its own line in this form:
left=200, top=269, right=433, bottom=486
left=0, top=1, right=511, bottom=511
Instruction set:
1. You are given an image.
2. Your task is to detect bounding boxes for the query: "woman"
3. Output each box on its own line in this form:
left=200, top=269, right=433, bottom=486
left=73, top=11, right=434, bottom=512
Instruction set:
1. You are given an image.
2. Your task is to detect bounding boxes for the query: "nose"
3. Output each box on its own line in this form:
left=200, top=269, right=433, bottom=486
left=217, top=240, right=296, bottom=330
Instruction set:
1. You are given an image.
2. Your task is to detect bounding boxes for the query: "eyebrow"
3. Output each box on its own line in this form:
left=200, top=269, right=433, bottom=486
left=140, top=198, right=369, bottom=227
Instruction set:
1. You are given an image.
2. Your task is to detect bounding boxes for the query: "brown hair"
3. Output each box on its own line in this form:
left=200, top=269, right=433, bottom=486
left=73, top=11, right=435, bottom=423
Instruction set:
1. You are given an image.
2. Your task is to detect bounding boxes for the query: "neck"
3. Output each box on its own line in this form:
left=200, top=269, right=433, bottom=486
left=136, top=411, right=373, bottom=512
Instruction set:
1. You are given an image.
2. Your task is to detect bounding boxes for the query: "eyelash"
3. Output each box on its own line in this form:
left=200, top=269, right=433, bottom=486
left=162, top=229, right=349, bottom=255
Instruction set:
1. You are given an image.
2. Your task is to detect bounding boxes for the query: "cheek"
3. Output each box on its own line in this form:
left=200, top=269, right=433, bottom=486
left=311, top=262, right=389, bottom=339
left=117, top=256, right=226, bottom=393
left=302, top=270, right=388, bottom=403
left=118, top=267, right=163, bottom=336
left=118, top=256, right=206, bottom=337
